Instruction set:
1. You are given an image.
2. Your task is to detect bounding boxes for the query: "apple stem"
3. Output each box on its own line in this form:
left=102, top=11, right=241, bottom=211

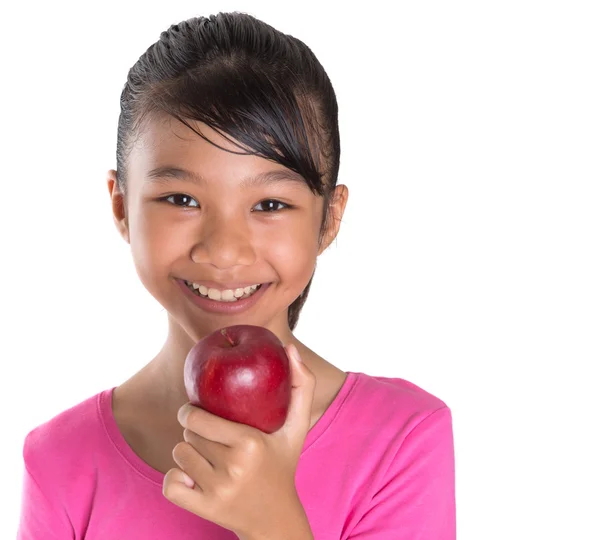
left=220, top=328, right=236, bottom=347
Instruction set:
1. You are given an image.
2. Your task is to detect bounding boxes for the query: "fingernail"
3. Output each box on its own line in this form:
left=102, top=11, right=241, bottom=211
left=182, top=472, right=195, bottom=489
left=291, top=344, right=303, bottom=363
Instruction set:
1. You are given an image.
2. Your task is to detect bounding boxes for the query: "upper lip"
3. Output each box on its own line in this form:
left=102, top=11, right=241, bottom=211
left=181, top=279, right=267, bottom=290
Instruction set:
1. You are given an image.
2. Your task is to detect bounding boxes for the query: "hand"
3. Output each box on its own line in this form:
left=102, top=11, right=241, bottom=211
left=163, top=343, right=316, bottom=539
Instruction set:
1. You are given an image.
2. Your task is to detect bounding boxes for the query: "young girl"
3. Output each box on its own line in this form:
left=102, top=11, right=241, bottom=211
left=18, top=12, right=455, bottom=540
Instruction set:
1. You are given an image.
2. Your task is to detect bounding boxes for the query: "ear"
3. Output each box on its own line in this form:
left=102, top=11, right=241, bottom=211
left=107, top=169, right=130, bottom=244
left=318, top=184, right=349, bottom=255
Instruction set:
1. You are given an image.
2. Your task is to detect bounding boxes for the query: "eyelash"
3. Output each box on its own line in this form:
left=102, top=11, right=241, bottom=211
left=159, top=194, right=292, bottom=213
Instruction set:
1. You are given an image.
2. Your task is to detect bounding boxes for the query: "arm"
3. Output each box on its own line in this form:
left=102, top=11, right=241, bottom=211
left=16, top=436, right=74, bottom=540
left=236, top=497, right=314, bottom=540
left=237, top=518, right=313, bottom=540
left=346, top=407, right=456, bottom=539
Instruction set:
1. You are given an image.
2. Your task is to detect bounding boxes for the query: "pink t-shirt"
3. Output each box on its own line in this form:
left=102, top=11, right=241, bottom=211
left=17, top=371, right=455, bottom=539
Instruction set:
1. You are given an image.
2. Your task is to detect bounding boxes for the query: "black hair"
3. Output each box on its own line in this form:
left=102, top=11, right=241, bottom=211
left=116, top=11, right=341, bottom=330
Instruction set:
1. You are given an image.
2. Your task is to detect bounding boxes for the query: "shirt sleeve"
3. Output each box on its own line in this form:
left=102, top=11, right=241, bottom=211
left=16, top=439, right=74, bottom=540
left=346, top=406, right=456, bottom=540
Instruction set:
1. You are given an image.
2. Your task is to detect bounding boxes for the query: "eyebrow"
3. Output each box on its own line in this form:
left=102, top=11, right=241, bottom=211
left=145, top=166, right=308, bottom=189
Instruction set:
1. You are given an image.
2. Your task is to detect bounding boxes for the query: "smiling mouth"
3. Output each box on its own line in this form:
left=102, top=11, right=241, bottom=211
left=183, top=280, right=264, bottom=302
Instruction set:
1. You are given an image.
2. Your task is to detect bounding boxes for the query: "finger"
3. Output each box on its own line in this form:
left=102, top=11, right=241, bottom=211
left=183, top=428, right=230, bottom=470
left=172, top=440, right=214, bottom=484
left=278, top=343, right=317, bottom=439
left=163, top=467, right=209, bottom=517
left=163, top=467, right=198, bottom=491
left=178, top=403, right=254, bottom=447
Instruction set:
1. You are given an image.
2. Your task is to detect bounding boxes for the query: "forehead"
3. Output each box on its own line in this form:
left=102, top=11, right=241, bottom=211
left=129, top=114, right=307, bottom=189
left=136, top=113, right=244, bottom=154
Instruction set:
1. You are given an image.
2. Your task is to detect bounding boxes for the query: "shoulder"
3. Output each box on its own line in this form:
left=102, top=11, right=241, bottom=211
left=22, top=389, right=113, bottom=478
left=350, top=371, right=450, bottom=426
left=343, top=371, right=454, bottom=482
left=334, top=371, right=453, bottom=461
left=335, top=374, right=456, bottom=537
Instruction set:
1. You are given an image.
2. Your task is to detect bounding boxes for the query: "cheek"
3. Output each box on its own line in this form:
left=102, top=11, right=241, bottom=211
left=262, top=223, right=319, bottom=280
left=130, top=210, right=183, bottom=282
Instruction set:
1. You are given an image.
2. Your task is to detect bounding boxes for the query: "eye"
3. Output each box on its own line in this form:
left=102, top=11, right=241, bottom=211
left=253, top=199, right=291, bottom=213
left=159, top=195, right=291, bottom=212
left=162, top=194, right=199, bottom=208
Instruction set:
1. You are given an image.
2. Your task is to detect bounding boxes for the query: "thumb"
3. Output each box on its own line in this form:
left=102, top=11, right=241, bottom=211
left=280, top=343, right=316, bottom=439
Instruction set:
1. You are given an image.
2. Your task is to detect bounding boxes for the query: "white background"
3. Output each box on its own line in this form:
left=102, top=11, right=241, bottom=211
left=1, top=0, right=599, bottom=537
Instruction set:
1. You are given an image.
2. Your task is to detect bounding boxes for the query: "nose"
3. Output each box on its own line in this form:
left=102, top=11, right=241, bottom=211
left=190, top=215, right=257, bottom=270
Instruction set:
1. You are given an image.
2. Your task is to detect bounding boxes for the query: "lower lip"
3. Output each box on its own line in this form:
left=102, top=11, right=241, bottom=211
left=177, top=279, right=271, bottom=315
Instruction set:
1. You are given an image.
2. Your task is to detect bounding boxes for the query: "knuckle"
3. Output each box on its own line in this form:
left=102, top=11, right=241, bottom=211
left=162, top=481, right=174, bottom=499
left=172, top=441, right=190, bottom=461
left=241, top=433, right=263, bottom=454
left=227, top=462, right=245, bottom=480
left=162, top=470, right=177, bottom=499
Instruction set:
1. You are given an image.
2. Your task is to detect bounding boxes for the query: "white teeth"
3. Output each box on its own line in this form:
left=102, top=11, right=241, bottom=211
left=185, top=281, right=262, bottom=302
left=208, top=288, right=222, bottom=301
left=221, top=289, right=235, bottom=301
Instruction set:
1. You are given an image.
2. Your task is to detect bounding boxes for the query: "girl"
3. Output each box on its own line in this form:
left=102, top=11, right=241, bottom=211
left=18, top=12, right=455, bottom=539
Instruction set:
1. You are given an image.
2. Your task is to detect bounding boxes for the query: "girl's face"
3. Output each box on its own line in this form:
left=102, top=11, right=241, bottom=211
left=108, top=114, right=347, bottom=342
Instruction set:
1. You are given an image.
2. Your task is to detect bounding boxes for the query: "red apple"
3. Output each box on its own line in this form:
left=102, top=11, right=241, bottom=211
left=183, top=324, right=292, bottom=433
